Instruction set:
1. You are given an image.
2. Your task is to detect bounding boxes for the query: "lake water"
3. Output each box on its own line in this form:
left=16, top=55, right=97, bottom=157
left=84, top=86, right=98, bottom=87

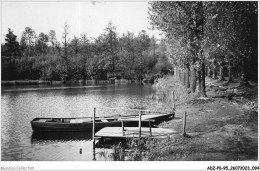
left=1, top=83, right=171, bottom=161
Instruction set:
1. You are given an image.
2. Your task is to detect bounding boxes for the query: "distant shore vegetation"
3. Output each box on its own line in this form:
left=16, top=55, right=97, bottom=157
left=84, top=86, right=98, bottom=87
left=1, top=22, right=172, bottom=83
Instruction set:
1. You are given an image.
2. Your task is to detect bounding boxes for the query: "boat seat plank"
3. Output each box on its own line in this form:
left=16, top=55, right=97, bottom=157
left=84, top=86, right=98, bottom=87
left=37, top=119, right=52, bottom=122
left=70, top=118, right=91, bottom=123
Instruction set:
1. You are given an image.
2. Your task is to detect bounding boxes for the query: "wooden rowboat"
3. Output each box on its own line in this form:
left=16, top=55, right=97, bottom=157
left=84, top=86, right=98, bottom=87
left=31, top=116, right=140, bottom=132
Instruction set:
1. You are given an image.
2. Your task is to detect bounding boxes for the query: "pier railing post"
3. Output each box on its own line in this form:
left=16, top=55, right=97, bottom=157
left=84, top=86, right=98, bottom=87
left=139, top=111, right=142, bottom=138
left=149, top=120, right=152, bottom=137
left=122, top=121, right=124, bottom=136
left=172, top=91, right=175, bottom=112
left=183, top=111, right=187, bottom=136
left=93, top=107, right=96, bottom=141
left=93, top=140, right=96, bottom=161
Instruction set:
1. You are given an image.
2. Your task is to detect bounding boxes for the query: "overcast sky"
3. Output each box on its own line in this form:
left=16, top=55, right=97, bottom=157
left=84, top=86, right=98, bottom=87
left=1, top=1, right=163, bottom=43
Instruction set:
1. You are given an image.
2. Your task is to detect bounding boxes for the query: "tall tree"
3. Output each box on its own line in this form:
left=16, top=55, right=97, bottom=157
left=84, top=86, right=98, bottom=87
left=193, top=2, right=206, bottom=97
left=20, top=37, right=27, bottom=57
left=60, top=22, right=70, bottom=82
left=36, top=32, right=49, bottom=55
left=151, top=35, right=157, bottom=61
left=70, top=36, right=80, bottom=56
left=49, top=30, right=57, bottom=55
left=80, top=33, right=91, bottom=80
left=232, top=2, right=258, bottom=85
left=21, top=27, right=36, bottom=58
left=149, top=1, right=207, bottom=97
left=104, top=21, right=119, bottom=79
left=4, top=28, right=20, bottom=61
left=62, top=22, right=69, bottom=59
left=119, top=32, right=137, bottom=79
left=136, top=30, right=151, bottom=79
left=80, top=33, right=90, bottom=58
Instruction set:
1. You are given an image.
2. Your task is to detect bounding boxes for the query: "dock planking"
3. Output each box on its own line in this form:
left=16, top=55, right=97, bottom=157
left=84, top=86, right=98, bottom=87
left=92, top=111, right=176, bottom=140
left=118, top=113, right=174, bottom=122
left=95, top=127, right=177, bottom=139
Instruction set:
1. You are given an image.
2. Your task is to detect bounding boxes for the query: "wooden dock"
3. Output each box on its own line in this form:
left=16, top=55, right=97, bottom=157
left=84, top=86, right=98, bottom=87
left=95, top=127, right=177, bottom=139
left=95, top=112, right=175, bottom=138
left=92, top=106, right=176, bottom=140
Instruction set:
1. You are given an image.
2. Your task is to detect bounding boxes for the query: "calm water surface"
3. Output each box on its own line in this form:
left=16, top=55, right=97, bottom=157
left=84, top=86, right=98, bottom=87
left=1, top=83, right=171, bottom=161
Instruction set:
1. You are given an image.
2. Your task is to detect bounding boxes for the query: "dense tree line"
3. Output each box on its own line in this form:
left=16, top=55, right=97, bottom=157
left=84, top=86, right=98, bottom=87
left=2, top=22, right=172, bottom=82
left=149, top=1, right=257, bottom=97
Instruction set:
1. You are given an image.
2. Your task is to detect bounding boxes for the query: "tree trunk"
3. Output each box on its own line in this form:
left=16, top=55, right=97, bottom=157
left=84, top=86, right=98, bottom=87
left=197, top=60, right=207, bottom=97
left=178, top=67, right=181, bottom=81
left=212, top=59, right=218, bottom=79
left=240, top=60, right=250, bottom=86
left=205, top=63, right=208, bottom=77
left=175, top=66, right=178, bottom=78
left=190, top=64, right=197, bottom=93
left=219, top=58, right=225, bottom=81
left=180, top=68, right=183, bottom=83
left=201, top=60, right=206, bottom=97
left=182, top=69, right=186, bottom=86
left=227, top=60, right=233, bottom=83
left=207, top=63, right=211, bottom=78
left=219, top=64, right=225, bottom=81
left=174, top=66, right=177, bottom=78
left=194, top=1, right=206, bottom=97
left=186, top=67, right=190, bottom=88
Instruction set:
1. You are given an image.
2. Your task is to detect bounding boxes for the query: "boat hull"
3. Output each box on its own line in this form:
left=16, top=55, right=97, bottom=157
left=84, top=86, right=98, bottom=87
left=31, top=119, right=142, bottom=132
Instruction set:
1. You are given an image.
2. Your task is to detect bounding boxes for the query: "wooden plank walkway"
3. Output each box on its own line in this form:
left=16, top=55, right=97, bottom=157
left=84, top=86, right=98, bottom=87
left=118, top=113, right=174, bottom=122
left=95, top=127, right=177, bottom=139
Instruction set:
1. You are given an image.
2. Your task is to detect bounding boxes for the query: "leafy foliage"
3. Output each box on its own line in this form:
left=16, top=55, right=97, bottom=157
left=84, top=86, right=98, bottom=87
left=4, top=28, right=21, bottom=58
left=148, top=1, right=258, bottom=96
left=2, top=22, right=172, bottom=81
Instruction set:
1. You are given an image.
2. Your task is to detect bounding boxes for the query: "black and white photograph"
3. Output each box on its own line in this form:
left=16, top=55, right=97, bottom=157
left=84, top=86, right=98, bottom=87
left=1, top=0, right=259, bottom=170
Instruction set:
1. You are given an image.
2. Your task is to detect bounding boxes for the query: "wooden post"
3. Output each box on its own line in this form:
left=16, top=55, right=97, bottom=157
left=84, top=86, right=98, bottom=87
left=139, top=111, right=142, bottom=138
left=183, top=111, right=187, bottom=136
left=121, top=120, right=124, bottom=136
left=149, top=120, right=152, bottom=137
left=93, top=140, right=96, bottom=161
left=92, top=107, right=96, bottom=141
left=172, top=91, right=175, bottom=112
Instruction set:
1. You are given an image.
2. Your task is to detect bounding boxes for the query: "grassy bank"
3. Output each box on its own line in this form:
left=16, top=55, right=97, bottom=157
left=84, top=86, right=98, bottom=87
left=149, top=76, right=258, bottom=160
left=109, top=75, right=258, bottom=161
left=151, top=75, right=197, bottom=104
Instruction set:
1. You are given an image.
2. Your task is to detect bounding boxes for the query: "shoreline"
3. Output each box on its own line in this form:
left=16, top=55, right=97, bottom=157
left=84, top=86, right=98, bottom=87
left=1, top=79, right=151, bottom=87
